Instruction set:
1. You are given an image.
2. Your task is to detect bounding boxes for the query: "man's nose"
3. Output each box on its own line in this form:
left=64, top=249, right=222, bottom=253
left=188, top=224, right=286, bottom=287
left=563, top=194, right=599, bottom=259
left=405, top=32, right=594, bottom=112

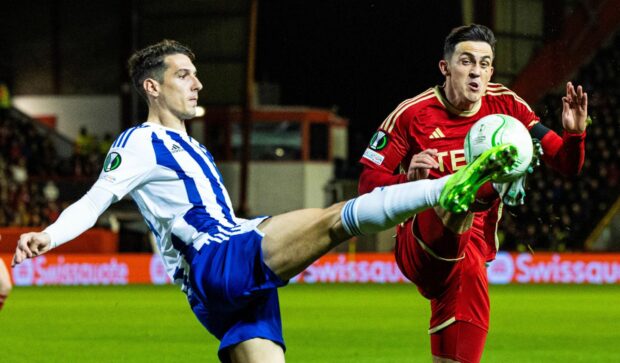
left=193, top=77, right=203, bottom=91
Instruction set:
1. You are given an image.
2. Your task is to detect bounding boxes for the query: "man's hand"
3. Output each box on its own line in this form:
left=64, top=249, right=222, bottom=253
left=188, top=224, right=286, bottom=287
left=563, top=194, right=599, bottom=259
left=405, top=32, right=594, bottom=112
left=12, top=232, right=52, bottom=267
left=407, top=149, right=439, bottom=181
left=562, top=82, right=588, bottom=133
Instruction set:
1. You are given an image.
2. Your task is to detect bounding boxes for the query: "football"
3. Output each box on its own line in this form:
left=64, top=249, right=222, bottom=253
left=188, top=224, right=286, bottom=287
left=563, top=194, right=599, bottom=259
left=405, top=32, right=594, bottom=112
left=464, top=114, right=534, bottom=183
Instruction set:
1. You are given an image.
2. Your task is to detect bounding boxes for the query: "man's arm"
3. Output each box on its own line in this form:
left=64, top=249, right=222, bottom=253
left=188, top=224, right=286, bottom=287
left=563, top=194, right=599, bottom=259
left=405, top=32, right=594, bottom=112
left=532, top=82, right=588, bottom=176
left=532, top=125, right=585, bottom=176
left=359, top=148, right=440, bottom=194
left=12, top=186, right=117, bottom=266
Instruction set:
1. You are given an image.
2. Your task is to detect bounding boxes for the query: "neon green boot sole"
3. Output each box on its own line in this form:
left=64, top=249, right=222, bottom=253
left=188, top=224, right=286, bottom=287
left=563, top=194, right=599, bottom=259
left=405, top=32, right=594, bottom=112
left=439, top=144, right=518, bottom=213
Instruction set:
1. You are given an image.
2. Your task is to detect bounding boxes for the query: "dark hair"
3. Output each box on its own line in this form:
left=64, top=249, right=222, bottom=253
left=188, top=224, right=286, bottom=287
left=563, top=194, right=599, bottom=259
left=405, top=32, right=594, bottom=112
left=443, top=24, right=496, bottom=60
left=128, top=39, right=196, bottom=101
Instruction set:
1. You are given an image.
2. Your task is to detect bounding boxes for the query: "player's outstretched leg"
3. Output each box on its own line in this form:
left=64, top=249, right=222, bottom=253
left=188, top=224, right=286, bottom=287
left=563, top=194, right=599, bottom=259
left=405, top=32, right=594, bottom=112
left=439, top=144, right=518, bottom=213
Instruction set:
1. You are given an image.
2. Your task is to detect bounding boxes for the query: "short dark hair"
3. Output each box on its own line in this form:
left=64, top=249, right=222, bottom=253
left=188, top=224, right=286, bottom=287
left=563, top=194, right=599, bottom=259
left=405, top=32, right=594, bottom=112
left=443, top=24, right=496, bottom=60
left=128, top=39, right=196, bottom=101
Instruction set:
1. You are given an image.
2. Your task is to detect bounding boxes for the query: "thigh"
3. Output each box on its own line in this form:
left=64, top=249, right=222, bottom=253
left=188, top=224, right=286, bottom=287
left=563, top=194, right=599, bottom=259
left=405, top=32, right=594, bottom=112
left=394, top=218, right=461, bottom=299
left=431, top=321, right=487, bottom=363
left=229, top=338, right=285, bottom=363
left=189, top=288, right=286, bottom=362
left=258, top=202, right=350, bottom=280
left=428, top=241, right=490, bottom=331
left=190, top=224, right=287, bottom=312
left=413, top=208, right=473, bottom=258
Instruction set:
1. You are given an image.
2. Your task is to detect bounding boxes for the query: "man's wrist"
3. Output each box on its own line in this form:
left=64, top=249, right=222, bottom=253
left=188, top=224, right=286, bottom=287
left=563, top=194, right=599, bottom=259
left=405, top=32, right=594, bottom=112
left=562, top=130, right=586, bottom=138
left=41, top=230, right=56, bottom=249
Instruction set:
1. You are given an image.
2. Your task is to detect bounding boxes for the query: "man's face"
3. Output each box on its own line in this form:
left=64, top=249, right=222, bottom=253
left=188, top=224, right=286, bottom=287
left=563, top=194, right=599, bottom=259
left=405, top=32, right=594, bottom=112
left=157, top=53, right=203, bottom=120
left=441, top=41, right=494, bottom=109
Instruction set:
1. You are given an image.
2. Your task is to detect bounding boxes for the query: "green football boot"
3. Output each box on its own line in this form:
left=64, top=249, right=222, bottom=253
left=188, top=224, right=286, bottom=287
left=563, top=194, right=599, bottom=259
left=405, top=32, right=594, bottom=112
left=439, top=144, right=518, bottom=213
left=493, top=139, right=544, bottom=206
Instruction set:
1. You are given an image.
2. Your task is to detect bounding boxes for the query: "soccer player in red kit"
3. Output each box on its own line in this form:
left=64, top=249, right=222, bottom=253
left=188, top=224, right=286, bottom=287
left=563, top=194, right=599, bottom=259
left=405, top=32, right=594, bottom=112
left=359, top=24, right=588, bottom=363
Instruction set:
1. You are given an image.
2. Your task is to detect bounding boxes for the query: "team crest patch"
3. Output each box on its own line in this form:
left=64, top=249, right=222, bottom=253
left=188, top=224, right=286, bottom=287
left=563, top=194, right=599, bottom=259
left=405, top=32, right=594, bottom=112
left=103, top=152, right=122, bottom=172
left=369, top=130, right=388, bottom=150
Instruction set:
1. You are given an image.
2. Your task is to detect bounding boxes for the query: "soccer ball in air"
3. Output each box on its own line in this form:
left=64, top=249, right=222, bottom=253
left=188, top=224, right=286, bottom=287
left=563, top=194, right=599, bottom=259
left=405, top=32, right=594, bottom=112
left=464, top=114, right=534, bottom=183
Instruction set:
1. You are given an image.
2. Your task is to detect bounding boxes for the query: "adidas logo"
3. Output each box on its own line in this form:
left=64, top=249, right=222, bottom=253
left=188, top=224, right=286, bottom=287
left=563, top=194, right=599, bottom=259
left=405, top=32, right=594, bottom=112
left=429, top=128, right=445, bottom=139
left=171, top=144, right=183, bottom=153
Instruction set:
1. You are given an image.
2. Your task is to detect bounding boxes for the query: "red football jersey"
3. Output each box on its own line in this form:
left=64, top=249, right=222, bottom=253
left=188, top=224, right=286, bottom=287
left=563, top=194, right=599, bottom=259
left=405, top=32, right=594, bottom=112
left=360, top=83, right=539, bottom=258
left=360, top=83, right=538, bottom=177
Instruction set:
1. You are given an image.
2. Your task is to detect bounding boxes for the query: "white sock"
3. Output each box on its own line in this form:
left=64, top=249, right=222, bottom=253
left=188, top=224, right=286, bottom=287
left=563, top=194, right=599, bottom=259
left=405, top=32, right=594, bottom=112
left=341, top=176, right=448, bottom=235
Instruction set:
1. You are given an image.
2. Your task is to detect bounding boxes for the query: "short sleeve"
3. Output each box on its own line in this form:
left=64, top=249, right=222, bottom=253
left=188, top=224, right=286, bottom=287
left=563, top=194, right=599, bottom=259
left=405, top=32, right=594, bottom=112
left=360, top=103, right=412, bottom=173
left=94, top=129, right=155, bottom=199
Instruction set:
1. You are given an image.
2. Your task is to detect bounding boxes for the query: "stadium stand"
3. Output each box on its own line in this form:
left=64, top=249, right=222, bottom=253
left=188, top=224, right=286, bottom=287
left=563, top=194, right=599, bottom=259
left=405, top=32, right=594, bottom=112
left=501, top=31, right=620, bottom=252
left=0, top=108, right=95, bottom=228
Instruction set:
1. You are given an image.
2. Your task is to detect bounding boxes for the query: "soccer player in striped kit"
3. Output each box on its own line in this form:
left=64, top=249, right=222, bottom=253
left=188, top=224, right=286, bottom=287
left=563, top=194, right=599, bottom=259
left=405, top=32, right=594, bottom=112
left=12, top=39, right=517, bottom=362
left=359, top=24, right=588, bottom=363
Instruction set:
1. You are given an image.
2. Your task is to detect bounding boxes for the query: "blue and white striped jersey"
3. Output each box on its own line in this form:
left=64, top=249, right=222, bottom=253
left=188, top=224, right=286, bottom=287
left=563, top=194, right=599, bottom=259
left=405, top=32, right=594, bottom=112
left=95, top=122, right=245, bottom=289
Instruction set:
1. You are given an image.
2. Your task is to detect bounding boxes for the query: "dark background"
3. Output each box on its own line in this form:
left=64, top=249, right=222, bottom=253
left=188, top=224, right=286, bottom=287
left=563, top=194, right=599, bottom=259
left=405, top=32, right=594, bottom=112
left=256, top=1, right=460, bottom=148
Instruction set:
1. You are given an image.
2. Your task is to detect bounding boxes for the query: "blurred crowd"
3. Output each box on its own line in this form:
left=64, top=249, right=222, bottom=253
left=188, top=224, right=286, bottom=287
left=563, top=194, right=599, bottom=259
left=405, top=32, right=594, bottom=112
left=501, top=33, right=620, bottom=251
left=0, top=113, right=111, bottom=228
left=0, top=114, right=63, bottom=227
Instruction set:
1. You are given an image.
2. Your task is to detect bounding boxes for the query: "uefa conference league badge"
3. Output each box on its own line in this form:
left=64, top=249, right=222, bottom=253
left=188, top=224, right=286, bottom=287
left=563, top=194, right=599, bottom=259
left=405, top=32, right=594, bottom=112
left=103, top=152, right=122, bottom=172
left=369, top=130, right=388, bottom=150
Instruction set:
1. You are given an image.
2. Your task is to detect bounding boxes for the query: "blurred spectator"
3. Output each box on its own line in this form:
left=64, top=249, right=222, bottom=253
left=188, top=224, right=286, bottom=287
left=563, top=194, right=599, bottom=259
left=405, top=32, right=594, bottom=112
left=10, top=157, right=28, bottom=185
left=99, top=132, right=113, bottom=157
left=73, top=126, right=97, bottom=176
left=43, top=181, right=60, bottom=202
left=0, top=82, right=10, bottom=118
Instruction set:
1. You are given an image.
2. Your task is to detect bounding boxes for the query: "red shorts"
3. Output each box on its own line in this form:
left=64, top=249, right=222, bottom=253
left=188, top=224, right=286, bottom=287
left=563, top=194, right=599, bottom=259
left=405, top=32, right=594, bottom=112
left=394, top=209, right=491, bottom=332
left=431, top=320, right=487, bottom=363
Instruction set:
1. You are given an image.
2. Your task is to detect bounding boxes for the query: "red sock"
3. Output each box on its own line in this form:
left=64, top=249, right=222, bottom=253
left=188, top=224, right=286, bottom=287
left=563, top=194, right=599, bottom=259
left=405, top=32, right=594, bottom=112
left=0, top=294, right=7, bottom=311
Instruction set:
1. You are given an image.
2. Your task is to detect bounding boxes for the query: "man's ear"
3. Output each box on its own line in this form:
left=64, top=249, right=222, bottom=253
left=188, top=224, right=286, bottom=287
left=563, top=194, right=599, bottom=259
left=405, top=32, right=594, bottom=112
left=439, top=60, right=450, bottom=76
left=143, top=78, right=160, bottom=97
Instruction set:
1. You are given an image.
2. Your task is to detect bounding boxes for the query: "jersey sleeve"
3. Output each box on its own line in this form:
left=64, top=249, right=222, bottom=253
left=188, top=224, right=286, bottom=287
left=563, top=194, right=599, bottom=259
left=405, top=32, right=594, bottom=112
left=45, top=186, right=117, bottom=248
left=94, top=129, right=155, bottom=199
left=358, top=104, right=413, bottom=193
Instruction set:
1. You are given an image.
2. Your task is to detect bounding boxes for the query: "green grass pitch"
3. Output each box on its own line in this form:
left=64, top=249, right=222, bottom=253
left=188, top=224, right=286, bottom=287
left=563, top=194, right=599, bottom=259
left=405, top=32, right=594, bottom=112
left=1, top=284, right=618, bottom=362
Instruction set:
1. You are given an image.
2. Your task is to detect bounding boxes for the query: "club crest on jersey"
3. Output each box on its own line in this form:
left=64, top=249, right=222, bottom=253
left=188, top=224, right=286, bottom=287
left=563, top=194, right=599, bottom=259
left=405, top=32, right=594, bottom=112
left=369, top=130, right=388, bottom=150
left=103, top=152, right=122, bottom=172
